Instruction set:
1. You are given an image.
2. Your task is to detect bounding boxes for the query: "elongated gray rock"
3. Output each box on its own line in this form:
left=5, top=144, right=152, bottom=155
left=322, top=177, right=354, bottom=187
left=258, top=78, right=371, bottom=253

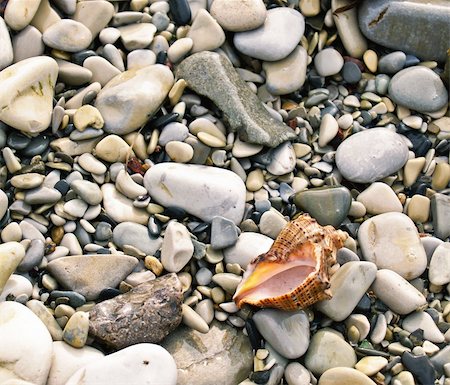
left=46, top=254, right=138, bottom=300
left=358, top=0, right=449, bottom=62
left=176, top=51, right=296, bottom=147
left=89, top=274, right=182, bottom=349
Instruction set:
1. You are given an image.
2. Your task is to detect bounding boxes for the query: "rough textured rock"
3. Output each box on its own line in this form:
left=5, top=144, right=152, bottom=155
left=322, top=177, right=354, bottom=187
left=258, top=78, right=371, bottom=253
left=358, top=0, right=449, bottom=62
left=46, top=254, right=138, bottom=300
left=162, top=321, right=253, bottom=385
left=176, top=52, right=296, bottom=147
left=89, top=274, right=183, bottom=349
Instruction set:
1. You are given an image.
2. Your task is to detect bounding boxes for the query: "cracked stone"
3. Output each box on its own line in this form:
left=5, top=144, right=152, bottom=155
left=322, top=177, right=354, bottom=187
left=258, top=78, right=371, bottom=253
left=162, top=321, right=253, bottom=385
left=89, top=273, right=183, bottom=350
left=176, top=51, right=296, bottom=147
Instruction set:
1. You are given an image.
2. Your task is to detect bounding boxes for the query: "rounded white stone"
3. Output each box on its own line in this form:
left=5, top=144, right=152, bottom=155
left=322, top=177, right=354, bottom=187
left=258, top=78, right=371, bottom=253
left=429, top=243, right=450, bottom=286
left=161, top=221, right=194, bottom=273
left=314, top=48, right=344, bottom=77
left=65, top=344, right=177, bottom=385
left=43, top=19, right=92, bottom=52
left=234, top=7, right=305, bottom=62
left=371, top=269, right=427, bottom=315
left=0, top=301, right=53, bottom=385
left=144, top=163, right=246, bottom=225
left=358, top=212, right=427, bottom=280
left=356, top=182, right=403, bottom=214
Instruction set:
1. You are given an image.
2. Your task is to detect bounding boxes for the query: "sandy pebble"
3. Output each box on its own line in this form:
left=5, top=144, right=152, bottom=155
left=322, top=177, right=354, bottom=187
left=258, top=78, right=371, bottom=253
left=187, top=9, right=225, bottom=53
left=403, top=157, right=426, bottom=187
left=165, top=141, right=194, bottom=163
left=210, top=0, right=266, bottom=32
left=83, top=56, right=121, bottom=87
left=167, top=37, right=193, bottom=63
left=407, top=194, right=430, bottom=223
left=318, top=367, right=376, bottom=385
left=73, top=105, right=104, bottom=132
left=43, top=19, right=92, bottom=52
left=429, top=243, right=450, bottom=286
left=95, top=135, right=132, bottom=163
left=356, top=182, right=402, bottom=214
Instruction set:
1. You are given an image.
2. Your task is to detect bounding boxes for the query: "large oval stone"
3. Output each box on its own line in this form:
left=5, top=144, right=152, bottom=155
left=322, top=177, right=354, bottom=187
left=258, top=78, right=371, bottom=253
left=95, top=64, right=174, bottom=135
left=335, top=128, right=409, bottom=183
left=0, top=56, right=58, bottom=134
left=233, top=7, right=304, bottom=61
left=358, top=212, right=427, bottom=280
left=358, top=0, right=449, bottom=63
left=144, top=163, right=246, bottom=225
left=0, top=301, right=53, bottom=385
left=388, top=66, right=448, bottom=112
left=43, top=19, right=92, bottom=52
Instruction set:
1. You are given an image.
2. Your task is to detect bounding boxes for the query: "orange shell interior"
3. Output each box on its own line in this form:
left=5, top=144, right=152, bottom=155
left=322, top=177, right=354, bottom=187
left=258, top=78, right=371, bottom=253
left=233, top=242, right=320, bottom=309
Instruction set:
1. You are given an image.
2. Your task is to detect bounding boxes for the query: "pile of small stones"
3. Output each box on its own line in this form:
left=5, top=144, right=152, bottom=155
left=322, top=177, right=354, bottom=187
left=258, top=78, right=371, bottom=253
left=0, top=0, right=449, bottom=384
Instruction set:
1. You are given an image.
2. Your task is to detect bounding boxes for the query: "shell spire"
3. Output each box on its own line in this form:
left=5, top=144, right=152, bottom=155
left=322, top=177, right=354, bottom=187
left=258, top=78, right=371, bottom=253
left=233, top=214, right=348, bottom=311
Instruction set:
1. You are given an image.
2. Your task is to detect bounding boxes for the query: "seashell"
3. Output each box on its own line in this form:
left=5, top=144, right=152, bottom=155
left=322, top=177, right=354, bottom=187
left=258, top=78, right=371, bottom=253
left=233, top=213, right=347, bottom=311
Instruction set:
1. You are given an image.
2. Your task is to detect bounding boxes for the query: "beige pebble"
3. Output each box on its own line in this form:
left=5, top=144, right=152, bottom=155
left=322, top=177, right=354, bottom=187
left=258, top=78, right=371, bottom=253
left=403, top=157, right=426, bottom=188
left=337, top=113, right=353, bottom=130
left=30, top=0, right=61, bottom=34
left=357, top=182, right=402, bottom=214
left=83, top=56, right=121, bottom=87
left=187, top=9, right=225, bottom=53
left=232, top=137, right=263, bottom=158
left=189, top=118, right=226, bottom=142
left=168, top=78, right=187, bottom=106
left=73, top=105, right=104, bottom=131
left=319, top=114, right=338, bottom=147
left=407, top=195, right=430, bottom=223
left=10, top=173, right=45, bottom=189
left=165, top=141, right=194, bottom=163
left=246, top=169, right=264, bottom=192
left=95, top=135, right=133, bottom=163
left=293, top=143, right=312, bottom=158
left=300, top=0, right=321, bottom=17
left=210, top=0, right=266, bottom=32
left=392, top=371, right=415, bottom=385
left=402, top=115, right=423, bottom=129
left=363, top=49, right=378, bottom=73
left=197, top=131, right=226, bottom=148
left=5, top=0, right=41, bottom=31
left=318, top=367, right=376, bottom=385
left=348, top=200, right=366, bottom=218
left=396, top=105, right=411, bottom=120
left=432, top=162, right=450, bottom=190
left=62, top=311, right=89, bottom=348
left=181, top=304, right=209, bottom=334
left=144, top=255, right=163, bottom=276
left=355, top=356, right=388, bottom=376
left=124, top=132, right=148, bottom=161
left=429, top=116, right=450, bottom=133
left=167, top=37, right=193, bottom=63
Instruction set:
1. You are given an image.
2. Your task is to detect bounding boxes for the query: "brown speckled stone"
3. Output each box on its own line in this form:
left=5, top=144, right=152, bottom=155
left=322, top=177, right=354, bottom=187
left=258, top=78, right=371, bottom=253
left=89, top=273, right=183, bottom=349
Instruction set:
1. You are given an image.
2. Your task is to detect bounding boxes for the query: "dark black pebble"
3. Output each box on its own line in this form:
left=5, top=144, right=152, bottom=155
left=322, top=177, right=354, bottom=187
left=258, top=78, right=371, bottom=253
left=402, top=351, right=436, bottom=385
left=168, top=0, right=191, bottom=25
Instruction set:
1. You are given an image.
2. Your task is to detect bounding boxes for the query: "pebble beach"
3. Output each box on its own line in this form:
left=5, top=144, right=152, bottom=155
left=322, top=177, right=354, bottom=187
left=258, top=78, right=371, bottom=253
left=0, top=0, right=449, bottom=384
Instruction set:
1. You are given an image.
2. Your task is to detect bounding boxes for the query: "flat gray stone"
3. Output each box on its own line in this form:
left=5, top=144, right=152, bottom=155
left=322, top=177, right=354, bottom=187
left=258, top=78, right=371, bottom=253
left=89, top=274, right=182, bottom=349
left=162, top=321, right=253, bottom=385
left=176, top=51, right=296, bottom=147
left=316, top=261, right=377, bottom=322
left=304, top=328, right=357, bottom=376
left=358, top=0, right=449, bottom=62
left=431, top=193, right=450, bottom=240
left=335, top=128, right=409, bottom=183
left=388, top=66, right=448, bottom=112
left=253, top=309, right=310, bottom=359
left=294, top=186, right=352, bottom=228
left=223, top=232, right=273, bottom=269
left=113, top=222, right=162, bottom=256
left=210, top=216, right=239, bottom=249
left=46, top=254, right=139, bottom=300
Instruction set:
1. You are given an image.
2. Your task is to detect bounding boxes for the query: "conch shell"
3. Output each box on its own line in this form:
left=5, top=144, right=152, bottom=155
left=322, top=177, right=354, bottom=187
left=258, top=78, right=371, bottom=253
left=233, top=214, right=347, bottom=311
